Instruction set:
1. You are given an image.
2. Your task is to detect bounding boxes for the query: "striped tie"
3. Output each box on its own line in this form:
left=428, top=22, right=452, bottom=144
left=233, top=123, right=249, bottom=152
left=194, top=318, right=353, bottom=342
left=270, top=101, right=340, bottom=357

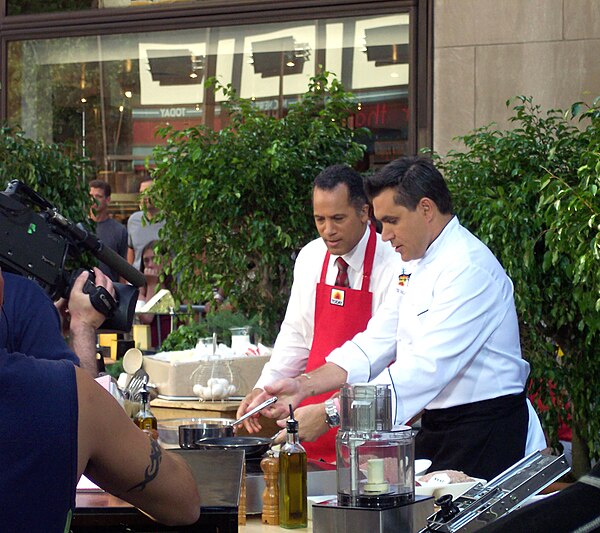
left=335, top=257, right=350, bottom=287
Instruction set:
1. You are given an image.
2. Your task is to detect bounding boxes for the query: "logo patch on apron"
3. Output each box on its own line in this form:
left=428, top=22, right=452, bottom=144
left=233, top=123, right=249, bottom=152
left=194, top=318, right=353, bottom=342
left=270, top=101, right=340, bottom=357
left=330, top=288, right=345, bottom=306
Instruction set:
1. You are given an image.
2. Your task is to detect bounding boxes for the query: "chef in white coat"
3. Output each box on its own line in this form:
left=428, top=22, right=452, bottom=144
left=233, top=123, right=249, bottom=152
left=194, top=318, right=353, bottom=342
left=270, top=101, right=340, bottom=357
left=249, top=156, right=546, bottom=481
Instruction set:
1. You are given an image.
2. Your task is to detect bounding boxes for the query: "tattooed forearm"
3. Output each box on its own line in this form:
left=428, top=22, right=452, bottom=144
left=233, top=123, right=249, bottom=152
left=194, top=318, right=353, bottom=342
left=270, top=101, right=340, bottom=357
left=127, top=438, right=163, bottom=492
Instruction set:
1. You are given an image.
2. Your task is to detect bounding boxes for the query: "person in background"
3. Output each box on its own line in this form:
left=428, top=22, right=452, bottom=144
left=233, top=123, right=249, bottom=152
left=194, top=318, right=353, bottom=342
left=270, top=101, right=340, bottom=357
left=247, top=156, right=546, bottom=481
left=89, top=179, right=128, bottom=282
left=136, top=240, right=173, bottom=349
left=0, top=268, right=110, bottom=377
left=0, top=268, right=201, bottom=531
left=127, top=179, right=166, bottom=270
left=236, top=164, right=403, bottom=462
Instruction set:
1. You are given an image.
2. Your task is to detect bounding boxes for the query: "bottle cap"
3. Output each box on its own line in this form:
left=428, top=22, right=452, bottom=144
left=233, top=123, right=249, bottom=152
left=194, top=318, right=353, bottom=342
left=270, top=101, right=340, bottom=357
left=140, top=383, right=149, bottom=403
left=286, top=404, right=298, bottom=434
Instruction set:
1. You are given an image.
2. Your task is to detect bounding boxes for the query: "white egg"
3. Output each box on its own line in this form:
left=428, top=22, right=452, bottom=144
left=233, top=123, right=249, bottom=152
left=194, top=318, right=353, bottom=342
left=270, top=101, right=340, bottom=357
left=193, top=384, right=202, bottom=395
left=210, top=383, right=225, bottom=398
left=227, top=384, right=237, bottom=395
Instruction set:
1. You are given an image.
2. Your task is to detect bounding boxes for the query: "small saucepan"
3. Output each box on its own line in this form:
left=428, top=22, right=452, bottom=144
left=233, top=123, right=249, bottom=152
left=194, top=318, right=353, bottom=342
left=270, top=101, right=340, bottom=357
left=178, top=421, right=234, bottom=449
left=178, top=396, right=278, bottom=449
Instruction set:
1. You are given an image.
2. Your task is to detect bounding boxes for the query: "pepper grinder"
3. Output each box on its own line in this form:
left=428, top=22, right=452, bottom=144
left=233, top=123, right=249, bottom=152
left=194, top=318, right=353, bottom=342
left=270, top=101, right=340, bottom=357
left=261, top=450, right=279, bottom=525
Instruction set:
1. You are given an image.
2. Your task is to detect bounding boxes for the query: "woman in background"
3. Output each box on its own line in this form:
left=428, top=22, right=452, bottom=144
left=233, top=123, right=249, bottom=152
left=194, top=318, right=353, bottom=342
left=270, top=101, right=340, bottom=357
left=137, top=240, right=174, bottom=349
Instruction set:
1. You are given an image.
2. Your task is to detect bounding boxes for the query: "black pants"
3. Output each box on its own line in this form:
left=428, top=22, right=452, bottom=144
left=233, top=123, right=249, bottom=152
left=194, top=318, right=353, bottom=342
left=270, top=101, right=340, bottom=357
left=415, top=391, right=528, bottom=481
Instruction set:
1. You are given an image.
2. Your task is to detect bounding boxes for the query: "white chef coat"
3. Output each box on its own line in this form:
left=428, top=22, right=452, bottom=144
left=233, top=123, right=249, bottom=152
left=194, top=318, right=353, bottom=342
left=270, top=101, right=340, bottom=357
left=327, top=216, right=546, bottom=450
left=254, top=223, right=403, bottom=389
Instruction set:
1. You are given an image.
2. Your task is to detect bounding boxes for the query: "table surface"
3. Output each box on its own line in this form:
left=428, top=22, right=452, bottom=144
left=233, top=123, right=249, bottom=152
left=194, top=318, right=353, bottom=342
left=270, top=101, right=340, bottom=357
left=241, top=517, right=311, bottom=532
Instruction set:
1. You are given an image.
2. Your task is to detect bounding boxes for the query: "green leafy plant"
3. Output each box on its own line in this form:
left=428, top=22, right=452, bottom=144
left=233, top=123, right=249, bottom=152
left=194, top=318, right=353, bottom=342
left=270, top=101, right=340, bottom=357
left=0, top=125, right=93, bottom=221
left=149, top=71, right=366, bottom=342
left=160, top=310, right=264, bottom=351
left=432, top=96, right=600, bottom=474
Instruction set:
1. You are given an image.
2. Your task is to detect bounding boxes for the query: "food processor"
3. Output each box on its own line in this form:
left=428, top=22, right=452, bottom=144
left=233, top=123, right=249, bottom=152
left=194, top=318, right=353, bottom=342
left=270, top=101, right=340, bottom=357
left=312, top=383, right=433, bottom=533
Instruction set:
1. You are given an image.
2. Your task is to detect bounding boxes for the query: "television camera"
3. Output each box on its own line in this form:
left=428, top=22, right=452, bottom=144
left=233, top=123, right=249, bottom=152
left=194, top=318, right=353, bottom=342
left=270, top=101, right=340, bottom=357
left=0, top=180, right=146, bottom=332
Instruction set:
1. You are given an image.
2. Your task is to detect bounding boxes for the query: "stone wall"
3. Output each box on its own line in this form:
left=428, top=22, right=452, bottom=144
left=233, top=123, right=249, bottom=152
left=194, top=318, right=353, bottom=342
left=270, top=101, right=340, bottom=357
left=433, top=0, right=600, bottom=155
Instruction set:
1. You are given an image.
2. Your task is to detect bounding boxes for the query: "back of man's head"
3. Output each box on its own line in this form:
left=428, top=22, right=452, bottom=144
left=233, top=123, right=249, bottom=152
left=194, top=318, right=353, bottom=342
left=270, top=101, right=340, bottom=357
left=313, top=164, right=368, bottom=211
left=365, top=156, right=453, bottom=214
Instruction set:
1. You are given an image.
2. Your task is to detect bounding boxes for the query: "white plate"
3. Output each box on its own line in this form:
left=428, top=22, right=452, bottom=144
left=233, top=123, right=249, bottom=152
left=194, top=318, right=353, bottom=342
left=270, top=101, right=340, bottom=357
left=415, top=477, right=486, bottom=499
left=415, top=459, right=432, bottom=476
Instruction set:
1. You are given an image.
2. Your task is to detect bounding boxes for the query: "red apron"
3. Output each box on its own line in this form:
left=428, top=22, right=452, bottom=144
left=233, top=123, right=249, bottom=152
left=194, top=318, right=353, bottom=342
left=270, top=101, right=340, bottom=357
left=300, top=224, right=376, bottom=462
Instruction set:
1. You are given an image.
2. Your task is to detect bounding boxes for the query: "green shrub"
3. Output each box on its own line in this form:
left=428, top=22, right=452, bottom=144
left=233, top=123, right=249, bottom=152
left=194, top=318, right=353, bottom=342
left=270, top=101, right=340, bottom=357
left=433, top=96, right=600, bottom=467
left=149, top=71, right=366, bottom=342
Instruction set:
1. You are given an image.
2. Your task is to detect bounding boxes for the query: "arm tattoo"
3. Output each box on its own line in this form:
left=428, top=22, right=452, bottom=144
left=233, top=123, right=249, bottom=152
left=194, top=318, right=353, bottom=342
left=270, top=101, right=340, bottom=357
left=127, top=438, right=163, bottom=492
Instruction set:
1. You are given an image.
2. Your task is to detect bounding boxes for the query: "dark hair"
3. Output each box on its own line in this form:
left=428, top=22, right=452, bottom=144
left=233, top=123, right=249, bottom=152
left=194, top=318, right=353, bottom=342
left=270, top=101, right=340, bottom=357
left=313, top=164, right=368, bottom=212
left=364, top=156, right=453, bottom=214
left=89, top=179, right=111, bottom=197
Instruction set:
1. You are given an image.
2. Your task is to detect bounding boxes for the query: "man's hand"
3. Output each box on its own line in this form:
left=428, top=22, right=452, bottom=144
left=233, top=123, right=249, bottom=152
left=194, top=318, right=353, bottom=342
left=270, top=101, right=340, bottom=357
left=236, top=388, right=265, bottom=434
left=67, top=268, right=116, bottom=376
left=243, top=378, right=306, bottom=422
left=69, top=268, right=115, bottom=330
left=274, top=403, right=329, bottom=444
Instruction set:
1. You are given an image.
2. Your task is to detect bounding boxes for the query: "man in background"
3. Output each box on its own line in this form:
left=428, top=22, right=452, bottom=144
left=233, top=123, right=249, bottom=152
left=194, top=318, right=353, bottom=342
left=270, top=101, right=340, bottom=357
left=127, top=179, right=165, bottom=270
left=89, top=179, right=128, bottom=282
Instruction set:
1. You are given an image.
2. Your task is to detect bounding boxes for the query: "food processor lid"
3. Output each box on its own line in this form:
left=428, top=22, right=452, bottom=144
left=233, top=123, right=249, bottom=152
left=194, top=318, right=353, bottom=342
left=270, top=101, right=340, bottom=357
left=340, top=383, right=393, bottom=431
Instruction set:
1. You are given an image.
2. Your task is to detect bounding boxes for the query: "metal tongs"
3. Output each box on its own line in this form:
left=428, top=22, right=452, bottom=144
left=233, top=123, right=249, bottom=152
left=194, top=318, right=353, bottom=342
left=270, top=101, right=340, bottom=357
left=232, top=396, right=278, bottom=426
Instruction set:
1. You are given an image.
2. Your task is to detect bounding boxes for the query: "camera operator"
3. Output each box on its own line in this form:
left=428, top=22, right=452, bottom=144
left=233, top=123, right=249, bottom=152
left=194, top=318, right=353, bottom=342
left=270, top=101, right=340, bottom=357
left=1, top=267, right=113, bottom=377
left=0, top=266, right=201, bottom=531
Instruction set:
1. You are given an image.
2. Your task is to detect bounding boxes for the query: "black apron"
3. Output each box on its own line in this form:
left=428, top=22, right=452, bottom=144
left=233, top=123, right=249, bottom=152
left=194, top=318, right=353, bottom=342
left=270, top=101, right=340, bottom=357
left=415, top=391, right=528, bottom=480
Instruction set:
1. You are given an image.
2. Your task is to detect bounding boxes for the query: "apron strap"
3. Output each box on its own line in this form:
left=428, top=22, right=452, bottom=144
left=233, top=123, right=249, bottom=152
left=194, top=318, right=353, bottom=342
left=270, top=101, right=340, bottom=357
left=361, top=224, right=376, bottom=291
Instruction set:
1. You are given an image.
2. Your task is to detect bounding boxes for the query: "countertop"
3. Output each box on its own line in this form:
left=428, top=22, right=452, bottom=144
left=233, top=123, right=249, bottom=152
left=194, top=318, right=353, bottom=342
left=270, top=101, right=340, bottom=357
left=241, top=516, right=311, bottom=532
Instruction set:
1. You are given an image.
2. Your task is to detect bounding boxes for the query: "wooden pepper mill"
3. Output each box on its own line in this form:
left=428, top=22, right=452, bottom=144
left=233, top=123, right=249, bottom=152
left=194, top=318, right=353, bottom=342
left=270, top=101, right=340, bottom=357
left=261, top=450, right=279, bottom=525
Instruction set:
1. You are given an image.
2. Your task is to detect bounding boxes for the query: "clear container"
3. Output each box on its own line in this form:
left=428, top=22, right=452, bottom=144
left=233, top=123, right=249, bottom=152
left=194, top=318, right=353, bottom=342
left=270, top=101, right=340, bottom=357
left=229, top=326, right=252, bottom=354
left=336, top=384, right=415, bottom=508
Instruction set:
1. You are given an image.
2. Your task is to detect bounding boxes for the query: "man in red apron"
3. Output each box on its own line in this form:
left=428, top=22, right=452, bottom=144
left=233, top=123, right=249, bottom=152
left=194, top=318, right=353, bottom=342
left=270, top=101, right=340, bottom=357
left=237, top=164, right=400, bottom=462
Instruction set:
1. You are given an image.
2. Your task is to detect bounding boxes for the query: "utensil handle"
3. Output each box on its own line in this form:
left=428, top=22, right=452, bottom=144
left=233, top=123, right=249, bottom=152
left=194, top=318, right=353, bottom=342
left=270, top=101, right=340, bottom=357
left=233, top=396, right=278, bottom=426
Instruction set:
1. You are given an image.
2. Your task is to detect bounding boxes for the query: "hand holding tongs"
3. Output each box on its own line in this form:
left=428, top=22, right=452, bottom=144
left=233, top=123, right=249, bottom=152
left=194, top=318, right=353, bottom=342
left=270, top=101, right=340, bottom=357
left=232, top=396, right=278, bottom=426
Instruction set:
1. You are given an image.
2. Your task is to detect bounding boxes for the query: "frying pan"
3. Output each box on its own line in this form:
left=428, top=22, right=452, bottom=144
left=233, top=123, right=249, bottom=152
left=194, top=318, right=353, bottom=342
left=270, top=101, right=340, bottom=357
left=192, top=436, right=274, bottom=458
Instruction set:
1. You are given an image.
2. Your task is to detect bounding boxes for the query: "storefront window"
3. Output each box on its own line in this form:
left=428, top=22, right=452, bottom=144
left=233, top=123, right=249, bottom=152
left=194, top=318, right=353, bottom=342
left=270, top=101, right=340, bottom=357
left=7, top=13, right=410, bottom=203
left=7, top=0, right=95, bottom=15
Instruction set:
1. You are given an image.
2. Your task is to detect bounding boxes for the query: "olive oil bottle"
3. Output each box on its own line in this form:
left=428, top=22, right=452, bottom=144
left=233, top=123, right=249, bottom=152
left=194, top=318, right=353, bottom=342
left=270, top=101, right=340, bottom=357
left=279, top=405, right=307, bottom=529
left=133, top=384, right=158, bottom=440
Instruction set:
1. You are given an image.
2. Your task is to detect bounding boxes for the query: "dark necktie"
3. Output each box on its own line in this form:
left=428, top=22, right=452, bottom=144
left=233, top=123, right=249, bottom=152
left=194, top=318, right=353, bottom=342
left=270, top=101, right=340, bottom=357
left=335, top=257, right=350, bottom=288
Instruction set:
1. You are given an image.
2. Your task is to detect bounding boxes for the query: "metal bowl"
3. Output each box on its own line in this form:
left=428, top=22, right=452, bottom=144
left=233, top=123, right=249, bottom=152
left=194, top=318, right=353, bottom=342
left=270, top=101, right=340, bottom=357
left=178, top=422, right=234, bottom=449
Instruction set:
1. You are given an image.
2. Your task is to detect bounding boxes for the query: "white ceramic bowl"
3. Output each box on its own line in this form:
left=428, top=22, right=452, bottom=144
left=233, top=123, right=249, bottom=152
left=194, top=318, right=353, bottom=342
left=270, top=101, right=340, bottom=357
left=415, top=459, right=432, bottom=476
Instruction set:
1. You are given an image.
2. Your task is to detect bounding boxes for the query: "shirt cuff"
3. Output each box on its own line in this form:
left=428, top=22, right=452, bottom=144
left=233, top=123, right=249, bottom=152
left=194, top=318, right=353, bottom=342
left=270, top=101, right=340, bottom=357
left=326, top=340, right=371, bottom=383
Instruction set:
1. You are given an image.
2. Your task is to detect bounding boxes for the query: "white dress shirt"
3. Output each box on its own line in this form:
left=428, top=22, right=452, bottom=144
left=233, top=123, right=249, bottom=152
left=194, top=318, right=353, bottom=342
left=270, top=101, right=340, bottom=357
left=254, top=224, right=403, bottom=389
left=327, top=217, right=544, bottom=449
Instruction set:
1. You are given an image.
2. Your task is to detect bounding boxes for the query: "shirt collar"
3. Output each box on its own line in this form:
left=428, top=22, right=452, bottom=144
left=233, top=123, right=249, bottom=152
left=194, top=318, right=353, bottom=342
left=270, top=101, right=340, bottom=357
left=420, top=215, right=458, bottom=266
left=334, top=224, right=370, bottom=273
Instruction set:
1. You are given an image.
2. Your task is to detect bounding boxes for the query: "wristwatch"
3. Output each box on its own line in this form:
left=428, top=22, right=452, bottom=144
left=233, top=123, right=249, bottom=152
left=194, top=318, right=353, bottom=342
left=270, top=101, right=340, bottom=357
left=324, top=398, right=340, bottom=428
